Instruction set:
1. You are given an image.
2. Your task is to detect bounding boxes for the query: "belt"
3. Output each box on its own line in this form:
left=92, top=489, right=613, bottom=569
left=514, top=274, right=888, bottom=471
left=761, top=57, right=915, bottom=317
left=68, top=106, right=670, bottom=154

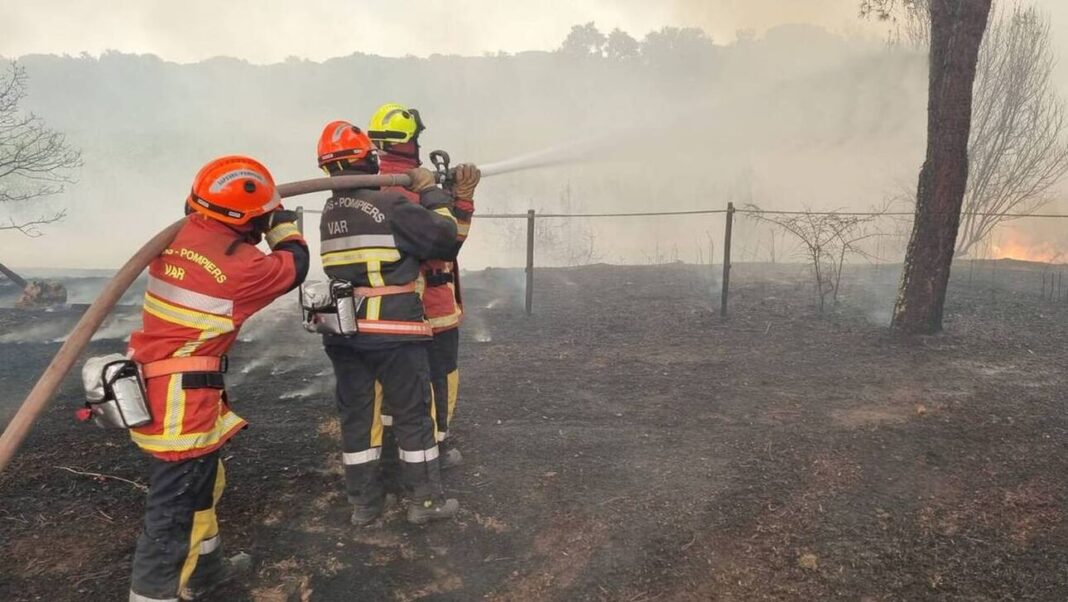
left=180, top=373, right=226, bottom=389
left=354, top=282, right=417, bottom=297
left=425, top=271, right=454, bottom=287
left=142, top=356, right=228, bottom=379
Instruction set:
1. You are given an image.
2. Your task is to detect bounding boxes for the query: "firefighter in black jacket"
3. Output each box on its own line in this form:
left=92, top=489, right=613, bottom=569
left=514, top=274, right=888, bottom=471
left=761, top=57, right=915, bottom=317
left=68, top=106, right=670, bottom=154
left=315, top=120, right=460, bottom=525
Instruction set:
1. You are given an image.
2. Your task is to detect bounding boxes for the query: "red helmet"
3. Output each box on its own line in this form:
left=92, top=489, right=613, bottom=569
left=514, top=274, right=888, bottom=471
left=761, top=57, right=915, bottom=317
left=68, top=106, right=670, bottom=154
left=317, top=120, right=379, bottom=172
left=186, top=155, right=280, bottom=225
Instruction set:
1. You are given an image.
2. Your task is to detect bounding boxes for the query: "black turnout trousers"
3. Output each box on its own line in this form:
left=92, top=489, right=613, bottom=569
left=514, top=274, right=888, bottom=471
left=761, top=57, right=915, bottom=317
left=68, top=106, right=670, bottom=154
left=324, top=342, right=444, bottom=506
left=129, top=451, right=226, bottom=602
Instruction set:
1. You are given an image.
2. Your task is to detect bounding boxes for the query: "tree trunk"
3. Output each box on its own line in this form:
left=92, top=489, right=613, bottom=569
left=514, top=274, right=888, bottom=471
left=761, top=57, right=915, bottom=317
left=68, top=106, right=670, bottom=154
left=892, top=0, right=993, bottom=334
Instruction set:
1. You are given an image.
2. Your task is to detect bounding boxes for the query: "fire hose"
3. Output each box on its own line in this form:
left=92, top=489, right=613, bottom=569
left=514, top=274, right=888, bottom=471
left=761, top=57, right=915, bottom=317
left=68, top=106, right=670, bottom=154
left=0, top=172, right=420, bottom=473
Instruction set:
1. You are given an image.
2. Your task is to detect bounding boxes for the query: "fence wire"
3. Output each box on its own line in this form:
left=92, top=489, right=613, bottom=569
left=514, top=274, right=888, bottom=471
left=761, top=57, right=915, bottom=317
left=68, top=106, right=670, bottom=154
left=295, top=203, right=1068, bottom=315
left=302, top=207, right=1068, bottom=219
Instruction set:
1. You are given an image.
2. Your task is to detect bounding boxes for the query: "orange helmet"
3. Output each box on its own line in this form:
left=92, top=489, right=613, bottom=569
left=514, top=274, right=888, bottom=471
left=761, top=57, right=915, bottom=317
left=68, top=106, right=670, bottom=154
left=186, top=155, right=280, bottom=225
left=317, top=120, right=379, bottom=173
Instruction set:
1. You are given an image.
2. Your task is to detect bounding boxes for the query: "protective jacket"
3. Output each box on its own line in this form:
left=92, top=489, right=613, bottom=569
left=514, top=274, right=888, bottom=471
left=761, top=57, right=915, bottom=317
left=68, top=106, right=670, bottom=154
left=380, top=152, right=473, bottom=333
left=319, top=185, right=458, bottom=350
left=128, top=214, right=307, bottom=461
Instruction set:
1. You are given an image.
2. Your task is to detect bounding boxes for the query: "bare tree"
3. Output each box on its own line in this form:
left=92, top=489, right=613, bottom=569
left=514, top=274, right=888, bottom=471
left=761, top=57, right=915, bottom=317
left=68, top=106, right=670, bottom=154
left=957, top=6, right=1068, bottom=255
left=746, top=207, right=884, bottom=313
left=0, top=62, right=81, bottom=236
left=891, top=3, right=1068, bottom=256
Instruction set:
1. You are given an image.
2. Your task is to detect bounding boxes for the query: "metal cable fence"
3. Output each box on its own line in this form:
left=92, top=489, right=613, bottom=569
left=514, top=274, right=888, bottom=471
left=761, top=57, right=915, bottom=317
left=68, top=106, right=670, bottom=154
left=296, top=203, right=1068, bottom=315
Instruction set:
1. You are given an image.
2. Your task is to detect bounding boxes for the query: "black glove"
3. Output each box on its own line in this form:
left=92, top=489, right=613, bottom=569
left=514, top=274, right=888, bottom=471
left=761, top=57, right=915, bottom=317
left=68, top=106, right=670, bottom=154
left=268, top=209, right=300, bottom=228
left=261, top=209, right=304, bottom=249
left=250, top=209, right=298, bottom=236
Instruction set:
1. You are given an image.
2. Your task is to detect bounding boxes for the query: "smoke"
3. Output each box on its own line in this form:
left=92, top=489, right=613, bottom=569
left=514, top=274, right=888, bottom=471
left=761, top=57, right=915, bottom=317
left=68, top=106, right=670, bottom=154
left=226, top=293, right=326, bottom=387
left=279, top=378, right=333, bottom=400
left=0, top=322, right=68, bottom=344
left=667, top=0, right=880, bottom=42
left=6, top=3, right=1063, bottom=273
left=0, top=308, right=139, bottom=344
left=53, top=311, right=140, bottom=343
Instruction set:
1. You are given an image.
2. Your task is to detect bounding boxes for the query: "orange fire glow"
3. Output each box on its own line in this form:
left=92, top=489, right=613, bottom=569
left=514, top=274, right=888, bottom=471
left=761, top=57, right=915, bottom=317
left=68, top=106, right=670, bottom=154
left=991, top=237, right=1066, bottom=264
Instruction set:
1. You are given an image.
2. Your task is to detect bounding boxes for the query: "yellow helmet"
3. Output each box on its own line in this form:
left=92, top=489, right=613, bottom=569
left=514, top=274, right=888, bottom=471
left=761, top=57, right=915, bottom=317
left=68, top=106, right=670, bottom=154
left=367, top=103, right=425, bottom=147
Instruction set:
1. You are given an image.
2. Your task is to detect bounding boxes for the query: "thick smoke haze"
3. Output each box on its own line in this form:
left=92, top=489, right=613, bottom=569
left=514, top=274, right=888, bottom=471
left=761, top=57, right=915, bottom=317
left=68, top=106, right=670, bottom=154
left=1, top=1, right=1067, bottom=271
left=1, top=0, right=888, bottom=63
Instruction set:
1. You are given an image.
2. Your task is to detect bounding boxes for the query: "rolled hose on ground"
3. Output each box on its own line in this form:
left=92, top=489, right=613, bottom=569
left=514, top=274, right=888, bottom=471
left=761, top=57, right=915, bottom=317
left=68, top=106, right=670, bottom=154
left=0, top=173, right=413, bottom=473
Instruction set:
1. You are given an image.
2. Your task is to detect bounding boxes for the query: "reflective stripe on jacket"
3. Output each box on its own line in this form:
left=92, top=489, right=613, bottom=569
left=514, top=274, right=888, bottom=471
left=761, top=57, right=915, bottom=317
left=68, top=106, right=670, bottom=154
left=127, top=215, right=307, bottom=461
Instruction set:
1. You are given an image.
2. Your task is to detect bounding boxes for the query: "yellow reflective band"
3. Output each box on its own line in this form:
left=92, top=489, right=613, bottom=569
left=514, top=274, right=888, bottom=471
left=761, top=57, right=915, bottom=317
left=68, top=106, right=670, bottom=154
left=180, top=461, right=224, bottom=588
left=429, top=385, right=439, bottom=437
left=366, top=296, right=382, bottom=320
left=130, top=411, right=245, bottom=452
left=144, top=294, right=234, bottom=334
left=266, top=222, right=301, bottom=248
left=457, top=222, right=471, bottom=237
left=320, top=248, right=401, bottom=267
left=173, top=329, right=211, bottom=358
left=164, top=373, right=185, bottom=437
left=367, top=261, right=386, bottom=287
left=371, top=381, right=384, bottom=447
left=148, top=276, right=233, bottom=316
left=427, top=310, right=462, bottom=329
left=446, top=369, right=459, bottom=423
left=434, top=207, right=459, bottom=226
left=365, top=260, right=385, bottom=320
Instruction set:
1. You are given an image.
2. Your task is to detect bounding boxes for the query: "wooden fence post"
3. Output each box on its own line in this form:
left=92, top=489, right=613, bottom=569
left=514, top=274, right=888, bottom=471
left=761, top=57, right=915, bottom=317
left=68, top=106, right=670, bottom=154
left=720, top=202, right=735, bottom=317
left=526, top=209, right=535, bottom=315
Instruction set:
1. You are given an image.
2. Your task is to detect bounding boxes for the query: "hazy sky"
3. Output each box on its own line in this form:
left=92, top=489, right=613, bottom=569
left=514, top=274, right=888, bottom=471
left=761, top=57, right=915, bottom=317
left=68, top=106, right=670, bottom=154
left=2, top=0, right=887, bottom=63
left=4, top=1, right=1065, bottom=66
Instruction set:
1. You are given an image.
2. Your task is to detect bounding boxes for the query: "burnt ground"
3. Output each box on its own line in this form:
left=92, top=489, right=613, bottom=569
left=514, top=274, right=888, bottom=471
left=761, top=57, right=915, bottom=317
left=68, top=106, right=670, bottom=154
left=2, top=260, right=1068, bottom=601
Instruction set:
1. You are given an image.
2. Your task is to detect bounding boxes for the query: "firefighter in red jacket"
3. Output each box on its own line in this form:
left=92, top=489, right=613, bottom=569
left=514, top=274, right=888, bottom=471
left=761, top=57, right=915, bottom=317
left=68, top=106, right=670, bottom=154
left=126, top=156, right=308, bottom=601
left=368, top=103, right=479, bottom=466
left=315, top=121, right=461, bottom=525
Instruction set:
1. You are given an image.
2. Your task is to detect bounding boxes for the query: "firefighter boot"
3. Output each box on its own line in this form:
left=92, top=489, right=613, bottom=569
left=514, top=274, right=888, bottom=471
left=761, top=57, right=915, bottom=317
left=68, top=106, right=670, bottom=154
left=179, top=552, right=252, bottom=601
left=407, top=498, right=460, bottom=525
left=350, top=495, right=386, bottom=526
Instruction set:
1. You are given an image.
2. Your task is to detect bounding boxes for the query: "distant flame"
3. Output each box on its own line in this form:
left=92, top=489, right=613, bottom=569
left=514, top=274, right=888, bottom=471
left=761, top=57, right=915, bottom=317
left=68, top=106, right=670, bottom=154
left=991, top=234, right=1066, bottom=264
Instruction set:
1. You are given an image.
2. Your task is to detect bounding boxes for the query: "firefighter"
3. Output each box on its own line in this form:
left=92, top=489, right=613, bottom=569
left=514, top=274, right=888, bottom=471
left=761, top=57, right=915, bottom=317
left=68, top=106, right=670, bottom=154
left=315, top=120, right=461, bottom=526
left=368, top=103, right=479, bottom=467
left=127, top=156, right=309, bottom=601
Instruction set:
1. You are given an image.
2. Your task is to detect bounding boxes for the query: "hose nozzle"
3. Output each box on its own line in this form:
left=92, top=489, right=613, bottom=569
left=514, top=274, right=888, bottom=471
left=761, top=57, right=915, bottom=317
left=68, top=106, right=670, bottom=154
left=430, top=149, right=452, bottom=186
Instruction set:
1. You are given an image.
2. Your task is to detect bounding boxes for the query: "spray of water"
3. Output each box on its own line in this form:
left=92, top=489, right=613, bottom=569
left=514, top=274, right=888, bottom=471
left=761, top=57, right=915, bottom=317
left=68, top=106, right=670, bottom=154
left=480, top=138, right=603, bottom=177
left=476, top=92, right=739, bottom=179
